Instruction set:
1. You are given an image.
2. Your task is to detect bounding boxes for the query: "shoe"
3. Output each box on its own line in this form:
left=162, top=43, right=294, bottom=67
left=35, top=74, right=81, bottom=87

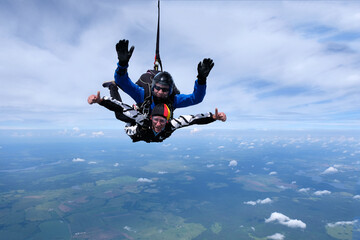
left=102, top=80, right=117, bottom=89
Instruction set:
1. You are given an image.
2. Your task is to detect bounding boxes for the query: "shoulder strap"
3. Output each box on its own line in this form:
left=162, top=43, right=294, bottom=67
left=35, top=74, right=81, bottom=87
left=136, top=70, right=160, bottom=100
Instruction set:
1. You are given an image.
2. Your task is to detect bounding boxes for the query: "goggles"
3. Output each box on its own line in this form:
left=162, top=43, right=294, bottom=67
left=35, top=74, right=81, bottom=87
left=152, top=116, right=167, bottom=124
left=153, top=85, right=170, bottom=93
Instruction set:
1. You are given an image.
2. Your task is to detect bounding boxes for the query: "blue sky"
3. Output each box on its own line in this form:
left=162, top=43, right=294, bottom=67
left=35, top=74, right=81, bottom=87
left=1, top=0, right=360, bottom=132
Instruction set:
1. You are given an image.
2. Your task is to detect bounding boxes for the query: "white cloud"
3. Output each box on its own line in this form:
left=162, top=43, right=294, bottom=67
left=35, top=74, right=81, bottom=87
left=206, top=164, right=215, bottom=168
left=72, top=158, right=85, bottom=162
left=190, top=128, right=200, bottom=134
left=278, top=185, right=289, bottom=190
left=158, top=171, right=168, bottom=174
left=229, top=160, right=238, bottom=167
left=269, top=171, right=277, bottom=175
left=322, top=166, right=339, bottom=174
left=244, top=201, right=257, bottom=206
left=218, top=146, right=225, bottom=149
left=285, top=219, right=307, bottom=229
left=137, top=178, right=153, bottom=183
left=266, top=162, right=274, bottom=165
left=353, top=195, right=360, bottom=199
left=244, top=197, right=273, bottom=206
left=266, top=212, right=290, bottom=223
left=124, top=226, right=136, bottom=232
left=298, top=188, right=310, bottom=193
left=314, top=190, right=331, bottom=196
left=260, top=198, right=273, bottom=204
left=265, top=212, right=306, bottom=229
left=92, top=131, right=104, bottom=137
left=327, top=220, right=358, bottom=228
left=88, top=161, right=97, bottom=164
left=114, top=163, right=119, bottom=167
left=267, top=233, right=285, bottom=240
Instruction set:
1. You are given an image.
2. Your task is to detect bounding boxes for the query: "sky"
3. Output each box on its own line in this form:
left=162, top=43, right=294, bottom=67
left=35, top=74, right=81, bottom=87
left=1, top=0, right=360, bottom=132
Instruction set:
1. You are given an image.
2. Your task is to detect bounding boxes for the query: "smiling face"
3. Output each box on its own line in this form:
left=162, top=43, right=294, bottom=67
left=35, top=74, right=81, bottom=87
left=152, top=83, right=170, bottom=99
left=151, top=116, right=167, bottom=133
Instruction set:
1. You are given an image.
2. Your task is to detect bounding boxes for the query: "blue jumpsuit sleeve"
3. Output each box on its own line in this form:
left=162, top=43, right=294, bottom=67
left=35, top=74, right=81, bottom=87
left=114, top=63, right=145, bottom=104
left=173, top=80, right=206, bottom=108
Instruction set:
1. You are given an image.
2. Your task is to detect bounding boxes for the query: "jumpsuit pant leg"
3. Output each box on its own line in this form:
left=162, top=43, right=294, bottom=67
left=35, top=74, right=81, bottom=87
left=109, top=85, right=134, bottom=123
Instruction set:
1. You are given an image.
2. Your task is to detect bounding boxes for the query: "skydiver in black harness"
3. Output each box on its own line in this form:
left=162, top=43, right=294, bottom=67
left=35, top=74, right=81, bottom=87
left=88, top=91, right=227, bottom=143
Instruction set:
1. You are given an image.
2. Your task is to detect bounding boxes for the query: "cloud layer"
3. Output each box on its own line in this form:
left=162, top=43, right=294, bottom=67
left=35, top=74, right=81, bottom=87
left=1, top=1, right=360, bottom=130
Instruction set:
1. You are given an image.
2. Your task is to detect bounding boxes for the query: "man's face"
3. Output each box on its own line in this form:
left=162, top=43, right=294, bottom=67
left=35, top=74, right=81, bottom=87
left=153, top=83, right=170, bottom=99
left=151, top=116, right=167, bottom=133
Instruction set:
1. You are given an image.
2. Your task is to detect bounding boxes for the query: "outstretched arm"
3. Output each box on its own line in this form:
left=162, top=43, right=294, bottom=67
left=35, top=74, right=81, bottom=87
left=114, top=39, right=145, bottom=104
left=197, top=58, right=214, bottom=85
left=87, top=91, right=146, bottom=125
left=114, top=69, right=145, bottom=104
left=173, top=58, right=214, bottom=109
left=116, top=39, right=134, bottom=67
left=170, top=108, right=226, bottom=131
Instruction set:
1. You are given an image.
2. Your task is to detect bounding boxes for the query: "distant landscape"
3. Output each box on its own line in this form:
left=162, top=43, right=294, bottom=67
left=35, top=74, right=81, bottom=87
left=0, top=129, right=359, bottom=239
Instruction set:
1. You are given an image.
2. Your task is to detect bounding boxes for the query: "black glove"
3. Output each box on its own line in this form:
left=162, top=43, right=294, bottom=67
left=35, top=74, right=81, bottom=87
left=197, top=58, right=214, bottom=85
left=116, top=39, right=135, bottom=67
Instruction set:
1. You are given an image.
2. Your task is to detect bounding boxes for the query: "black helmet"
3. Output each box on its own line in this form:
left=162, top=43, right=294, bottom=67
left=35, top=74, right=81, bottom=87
left=152, top=71, right=174, bottom=95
